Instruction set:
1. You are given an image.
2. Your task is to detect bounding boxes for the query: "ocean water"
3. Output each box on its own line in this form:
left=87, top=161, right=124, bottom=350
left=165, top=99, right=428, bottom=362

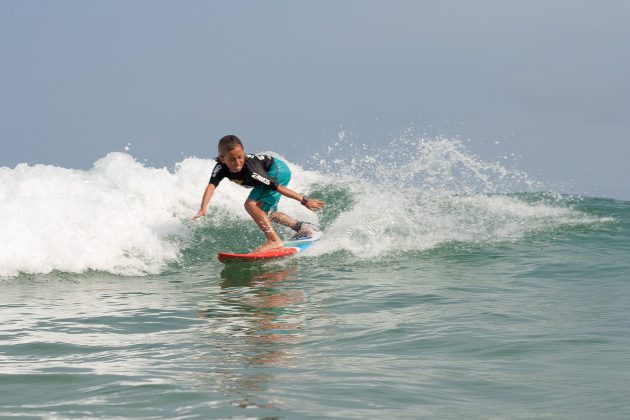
left=1, top=138, right=629, bottom=419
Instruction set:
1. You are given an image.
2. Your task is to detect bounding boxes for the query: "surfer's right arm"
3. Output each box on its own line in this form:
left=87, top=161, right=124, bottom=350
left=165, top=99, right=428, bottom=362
left=193, top=183, right=216, bottom=220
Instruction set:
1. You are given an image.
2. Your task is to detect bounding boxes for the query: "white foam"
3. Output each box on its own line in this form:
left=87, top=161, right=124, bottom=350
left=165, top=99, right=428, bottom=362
left=1, top=154, right=187, bottom=276
left=0, top=152, right=328, bottom=277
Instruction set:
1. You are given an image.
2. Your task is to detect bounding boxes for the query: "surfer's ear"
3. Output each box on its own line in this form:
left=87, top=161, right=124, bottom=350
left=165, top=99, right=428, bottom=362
left=216, top=156, right=224, bottom=164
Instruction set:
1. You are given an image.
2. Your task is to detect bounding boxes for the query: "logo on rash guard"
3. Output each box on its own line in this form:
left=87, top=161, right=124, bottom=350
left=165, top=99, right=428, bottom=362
left=251, top=172, right=270, bottom=185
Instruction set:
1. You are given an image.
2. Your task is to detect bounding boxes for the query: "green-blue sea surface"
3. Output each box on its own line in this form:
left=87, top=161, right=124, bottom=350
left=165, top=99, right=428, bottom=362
left=2, top=195, right=629, bottom=419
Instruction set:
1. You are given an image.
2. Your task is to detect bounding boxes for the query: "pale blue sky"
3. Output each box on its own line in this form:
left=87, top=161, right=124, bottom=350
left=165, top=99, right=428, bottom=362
left=2, top=1, right=629, bottom=199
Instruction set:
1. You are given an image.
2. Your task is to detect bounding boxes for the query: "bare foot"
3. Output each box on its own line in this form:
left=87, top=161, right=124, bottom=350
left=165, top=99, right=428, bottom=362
left=253, top=240, right=284, bottom=253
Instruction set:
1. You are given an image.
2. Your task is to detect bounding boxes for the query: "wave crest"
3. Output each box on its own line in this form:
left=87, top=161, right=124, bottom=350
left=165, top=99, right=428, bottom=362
left=0, top=137, right=612, bottom=276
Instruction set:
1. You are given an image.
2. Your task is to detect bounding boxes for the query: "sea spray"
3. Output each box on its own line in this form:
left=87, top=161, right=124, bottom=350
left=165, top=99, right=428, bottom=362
left=313, top=131, right=543, bottom=194
left=308, top=134, right=610, bottom=258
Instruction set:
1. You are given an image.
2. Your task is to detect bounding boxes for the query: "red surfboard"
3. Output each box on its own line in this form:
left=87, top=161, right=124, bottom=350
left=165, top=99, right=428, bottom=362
left=217, top=233, right=321, bottom=263
left=217, top=246, right=298, bottom=263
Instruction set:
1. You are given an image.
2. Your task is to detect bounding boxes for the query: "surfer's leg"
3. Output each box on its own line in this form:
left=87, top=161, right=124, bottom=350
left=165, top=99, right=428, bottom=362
left=269, top=211, right=299, bottom=229
left=245, top=199, right=284, bottom=252
left=270, top=211, right=319, bottom=239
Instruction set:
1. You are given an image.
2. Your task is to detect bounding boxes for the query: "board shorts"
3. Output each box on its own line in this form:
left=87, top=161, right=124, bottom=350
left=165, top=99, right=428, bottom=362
left=247, top=158, right=291, bottom=213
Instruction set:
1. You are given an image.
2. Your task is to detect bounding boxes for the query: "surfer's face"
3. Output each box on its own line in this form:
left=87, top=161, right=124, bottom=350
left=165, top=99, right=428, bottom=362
left=220, top=146, right=246, bottom=172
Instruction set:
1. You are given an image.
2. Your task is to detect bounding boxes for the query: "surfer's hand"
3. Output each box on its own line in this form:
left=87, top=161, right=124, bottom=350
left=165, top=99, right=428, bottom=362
left=192, top=209, right=206, bottom=220
left=305, top=199, right=325, bottom=211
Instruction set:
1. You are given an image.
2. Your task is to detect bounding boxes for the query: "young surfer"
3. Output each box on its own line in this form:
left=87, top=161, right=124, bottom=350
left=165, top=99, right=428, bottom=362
left=193, top=135, right=325, bottom=252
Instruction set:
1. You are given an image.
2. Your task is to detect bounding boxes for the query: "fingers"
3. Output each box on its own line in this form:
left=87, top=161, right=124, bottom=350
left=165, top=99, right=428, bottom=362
left=308, top=199, right=325, bottom=210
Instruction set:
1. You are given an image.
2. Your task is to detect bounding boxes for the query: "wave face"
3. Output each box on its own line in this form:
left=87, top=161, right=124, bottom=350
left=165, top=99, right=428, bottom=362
left=0, top=138, right=616, bottom=277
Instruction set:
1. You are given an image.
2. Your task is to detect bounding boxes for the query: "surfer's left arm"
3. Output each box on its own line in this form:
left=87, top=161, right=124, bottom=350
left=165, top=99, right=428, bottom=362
left=276, top=185, right=325, bottom=211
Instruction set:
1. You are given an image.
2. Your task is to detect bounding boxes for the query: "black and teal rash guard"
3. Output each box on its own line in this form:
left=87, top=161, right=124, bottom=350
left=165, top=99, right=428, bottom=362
left=209, top=154, right=279, bottom=190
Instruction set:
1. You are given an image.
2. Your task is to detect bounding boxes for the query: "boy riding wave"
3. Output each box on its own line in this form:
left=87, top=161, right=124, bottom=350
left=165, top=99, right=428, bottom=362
left=193, top=135, right=325, bottom=252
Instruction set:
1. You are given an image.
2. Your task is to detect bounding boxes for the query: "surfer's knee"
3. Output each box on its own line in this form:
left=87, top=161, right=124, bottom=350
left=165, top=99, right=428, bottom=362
left=244, top=199, right=256, bottom=213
